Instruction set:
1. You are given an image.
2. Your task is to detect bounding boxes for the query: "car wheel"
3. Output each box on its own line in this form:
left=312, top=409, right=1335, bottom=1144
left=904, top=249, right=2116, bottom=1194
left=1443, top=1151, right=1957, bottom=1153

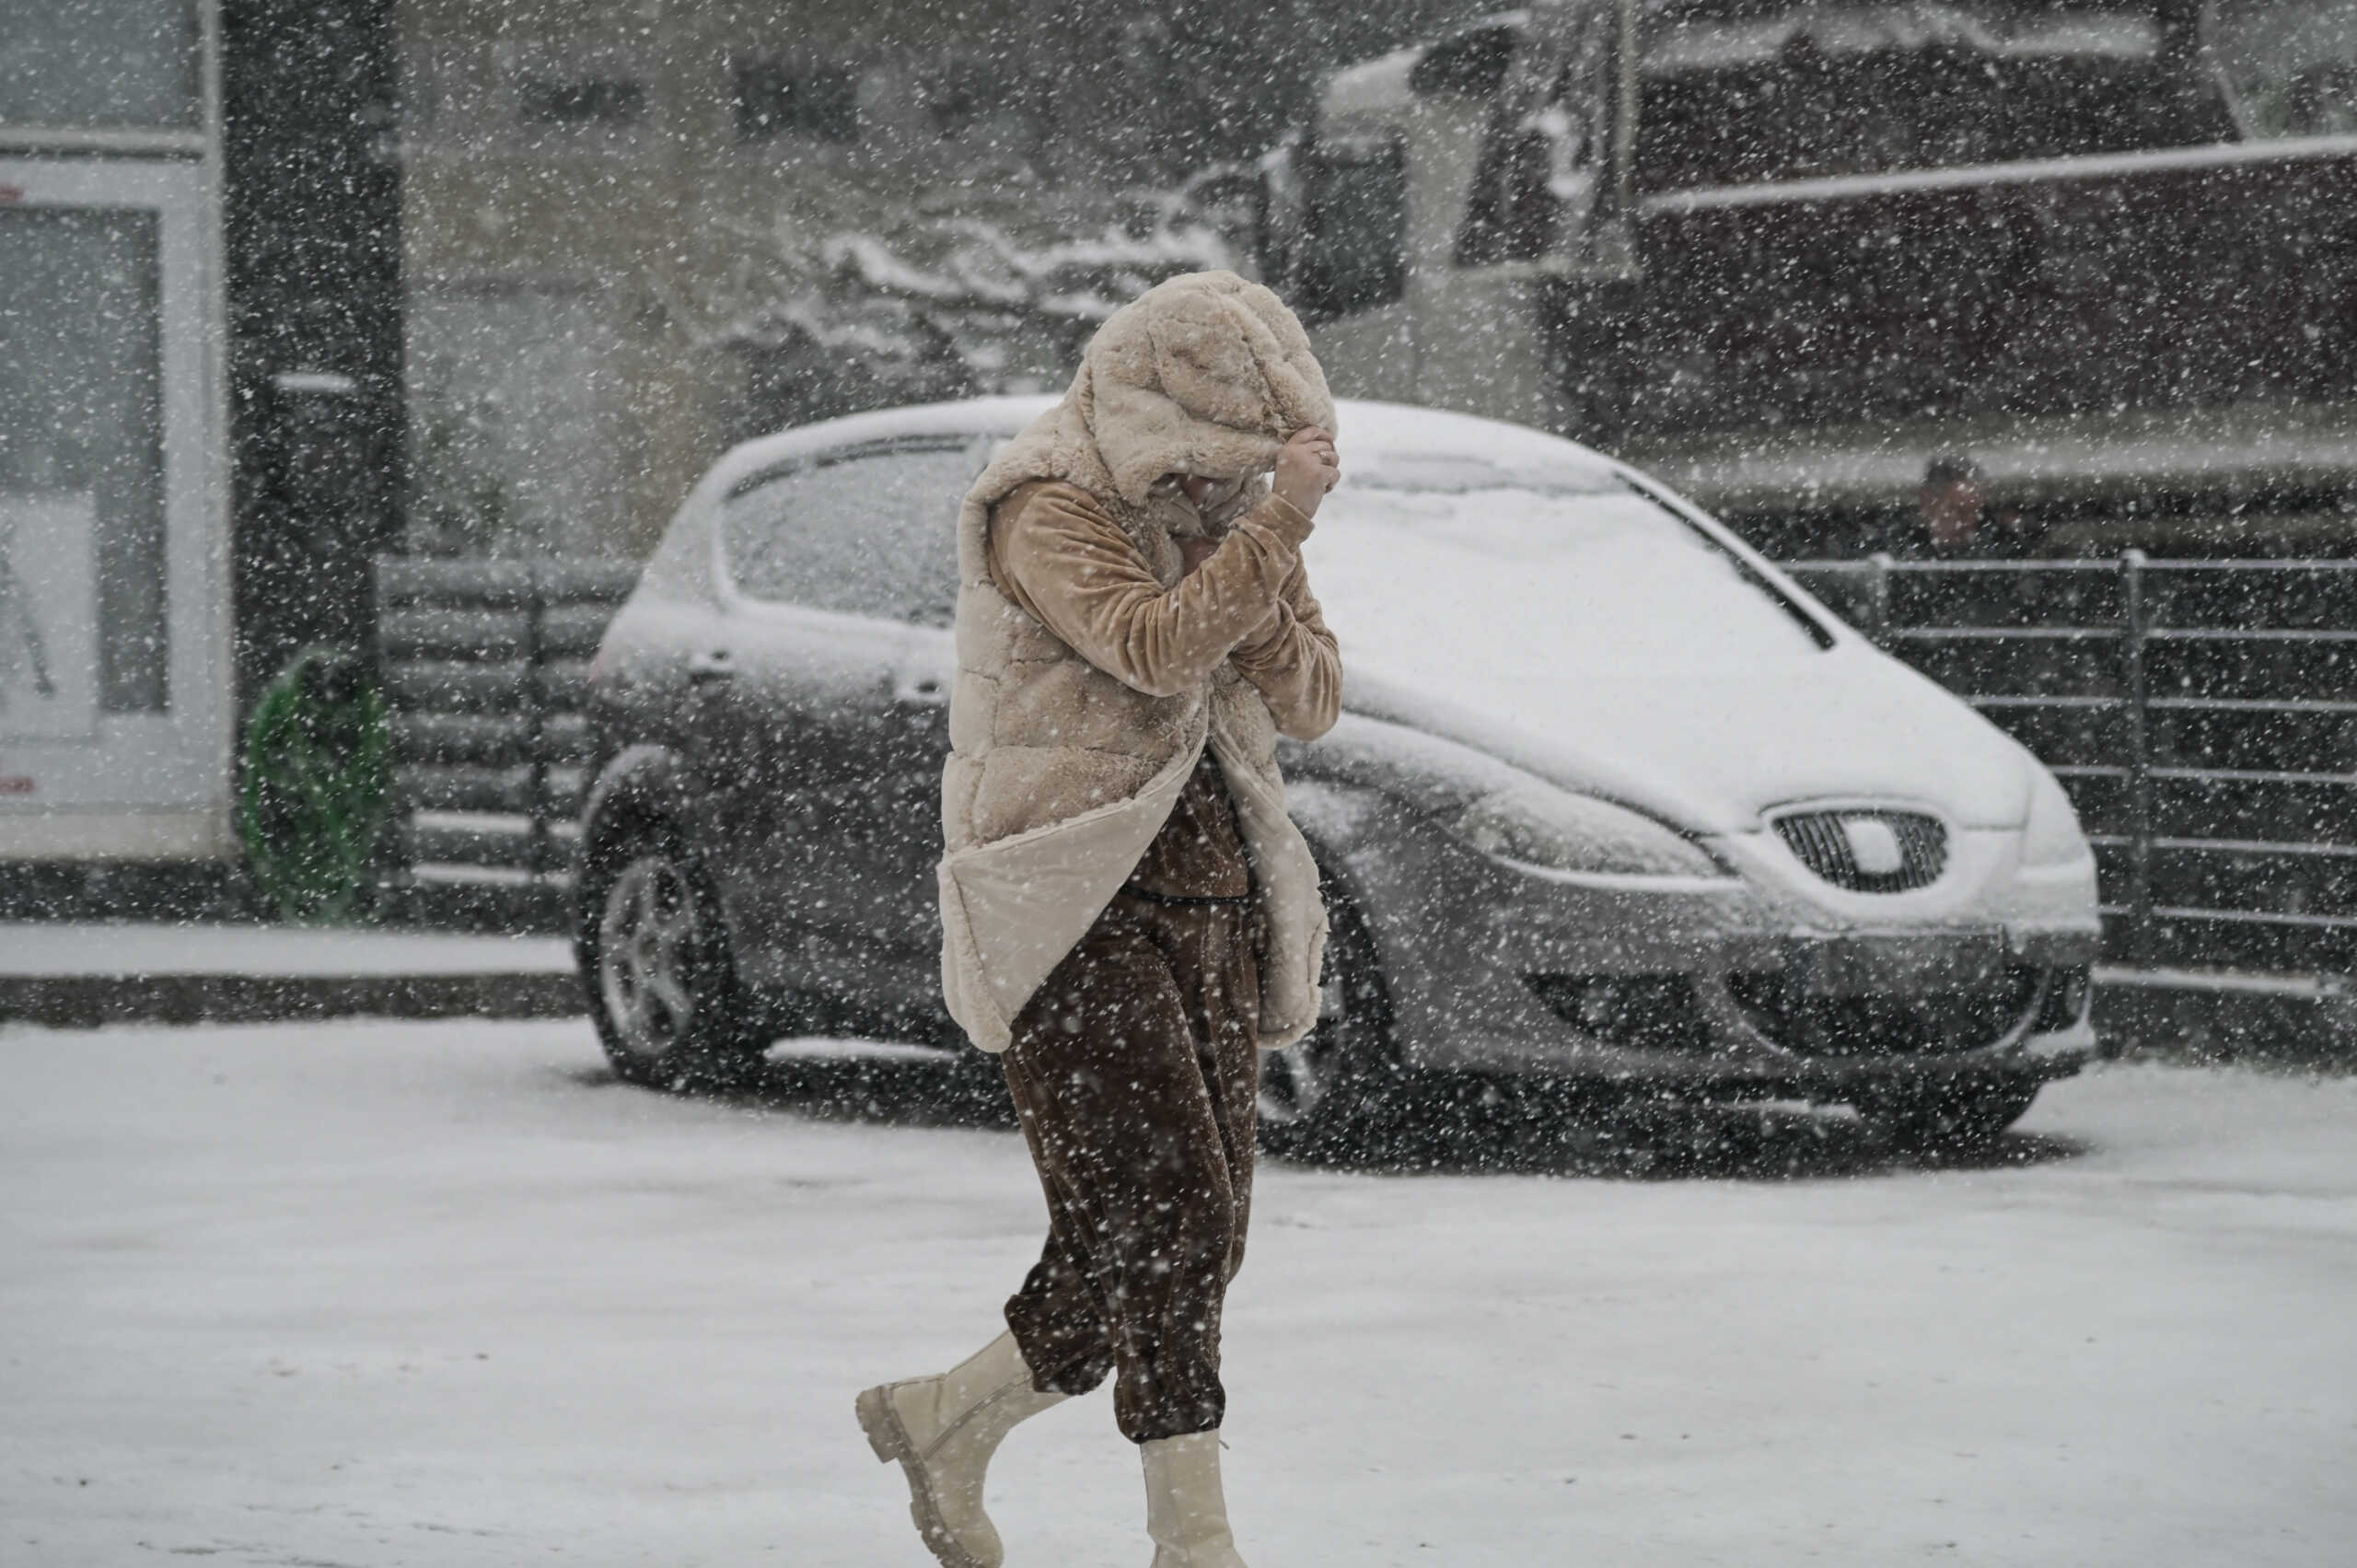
left=578, top=823, right=766, bottom=1088
left=1258, top=889, right=1402, bottom=1160
left=1859, top=1074, right=2042, bottom=1150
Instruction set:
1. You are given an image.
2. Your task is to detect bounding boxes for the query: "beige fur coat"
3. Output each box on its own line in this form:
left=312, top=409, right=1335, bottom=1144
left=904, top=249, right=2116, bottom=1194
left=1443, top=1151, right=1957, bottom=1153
left=937, top=271, right=1341, bottom=1053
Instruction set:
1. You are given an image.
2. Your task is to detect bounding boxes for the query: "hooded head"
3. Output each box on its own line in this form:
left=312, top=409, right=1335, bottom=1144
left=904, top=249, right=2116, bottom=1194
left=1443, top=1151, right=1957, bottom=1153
left=967, top=271, right=1335, bottom=543
left=1075, top=270, right=1335, bottom=510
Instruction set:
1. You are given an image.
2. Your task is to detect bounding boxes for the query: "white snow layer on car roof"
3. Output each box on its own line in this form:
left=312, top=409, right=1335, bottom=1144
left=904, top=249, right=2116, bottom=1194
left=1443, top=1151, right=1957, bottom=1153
left=715, top=395, right=1604, bottom=489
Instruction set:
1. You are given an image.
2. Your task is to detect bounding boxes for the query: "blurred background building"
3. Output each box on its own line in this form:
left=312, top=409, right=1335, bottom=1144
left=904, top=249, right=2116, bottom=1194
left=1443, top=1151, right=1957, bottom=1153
left=391, top=0, right=1482, bottom=561
left=3, top=0, right=401, bottom=863
left=4, top=0, right=2354, bottom=874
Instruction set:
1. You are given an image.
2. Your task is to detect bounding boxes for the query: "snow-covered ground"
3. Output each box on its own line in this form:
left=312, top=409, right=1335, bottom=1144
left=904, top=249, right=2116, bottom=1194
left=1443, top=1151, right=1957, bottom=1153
left=5, top=1018, right=2352, bottom=1567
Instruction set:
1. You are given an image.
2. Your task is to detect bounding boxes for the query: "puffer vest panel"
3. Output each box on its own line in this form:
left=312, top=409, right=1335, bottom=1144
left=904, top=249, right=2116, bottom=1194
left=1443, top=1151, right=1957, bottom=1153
left=945, top=501, right=1213, bottom=856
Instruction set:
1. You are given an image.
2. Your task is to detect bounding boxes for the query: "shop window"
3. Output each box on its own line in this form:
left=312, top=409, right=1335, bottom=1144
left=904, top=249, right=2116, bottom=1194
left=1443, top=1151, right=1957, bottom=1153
left=0, top=0, right=200, bottom=129
left=457, top=41, right=656, bottom=157
left=0, top=207, right=168, bottom=715
left=1637, top=10, right=2237, bottom=191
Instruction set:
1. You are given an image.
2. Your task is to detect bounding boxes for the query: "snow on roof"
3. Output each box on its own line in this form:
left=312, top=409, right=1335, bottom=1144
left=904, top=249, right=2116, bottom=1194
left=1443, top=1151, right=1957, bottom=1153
left=1319, top=2, right=2166, bottom=118
left=1320, top=42, right=1430, bottom=120
left=1644, top=5, right=2161, bottom=72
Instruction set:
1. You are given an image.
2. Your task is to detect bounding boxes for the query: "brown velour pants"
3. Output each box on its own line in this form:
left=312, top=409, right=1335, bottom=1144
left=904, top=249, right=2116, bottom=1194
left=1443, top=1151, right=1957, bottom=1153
left=1000, top=888, right=1262, bottom=1445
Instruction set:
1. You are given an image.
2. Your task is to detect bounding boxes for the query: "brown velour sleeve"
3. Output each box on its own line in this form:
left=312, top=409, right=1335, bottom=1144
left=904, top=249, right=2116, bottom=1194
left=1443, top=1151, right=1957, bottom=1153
left=1226, top=552, right=1342, bottom=741
left=990, top=482, right=1316, bottom=702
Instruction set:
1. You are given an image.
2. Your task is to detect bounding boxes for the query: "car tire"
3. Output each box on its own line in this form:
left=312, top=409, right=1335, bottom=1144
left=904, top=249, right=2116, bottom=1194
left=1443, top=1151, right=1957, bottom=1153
left=577, top=820, right=768, bottom=1089
left=1859, top=1074, right=2042, bottom=1150
left=1257, top=887, right=1404, bottom=1161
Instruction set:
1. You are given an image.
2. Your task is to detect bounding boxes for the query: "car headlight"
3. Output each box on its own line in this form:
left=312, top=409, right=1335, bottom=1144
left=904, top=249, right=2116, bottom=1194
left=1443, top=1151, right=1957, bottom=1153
left=2021, top=767, right=2093, bottom=868
left=1451, top=787, right=1724, bottom=880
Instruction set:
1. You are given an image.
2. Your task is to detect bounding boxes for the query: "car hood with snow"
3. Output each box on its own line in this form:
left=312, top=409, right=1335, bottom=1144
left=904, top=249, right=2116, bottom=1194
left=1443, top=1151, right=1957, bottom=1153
left=1302, top=404, right=2034, bottom=837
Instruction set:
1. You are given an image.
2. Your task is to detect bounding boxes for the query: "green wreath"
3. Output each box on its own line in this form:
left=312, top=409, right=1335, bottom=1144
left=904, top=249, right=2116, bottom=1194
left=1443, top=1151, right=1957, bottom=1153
left=240, top=648, right=392, bottom=923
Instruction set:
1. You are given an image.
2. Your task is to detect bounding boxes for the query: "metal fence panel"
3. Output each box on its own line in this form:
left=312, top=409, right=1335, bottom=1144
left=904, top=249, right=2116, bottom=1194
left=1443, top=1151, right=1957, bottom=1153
left=376, top=552, right=2351, bottom=974
left=1785, top=555, right=2357, bottom=976
left=375, top=557, right=635, bottom=907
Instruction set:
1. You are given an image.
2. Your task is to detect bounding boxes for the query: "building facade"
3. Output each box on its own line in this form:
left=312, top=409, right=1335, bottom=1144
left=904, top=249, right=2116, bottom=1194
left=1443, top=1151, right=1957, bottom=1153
left=0, top=0, right=1463, bottom=867
left=2, top=0, right=403, bottom=863
left=391, top=0, right=1480, bottom=561
left=398, top=0, right=1104, bottom=563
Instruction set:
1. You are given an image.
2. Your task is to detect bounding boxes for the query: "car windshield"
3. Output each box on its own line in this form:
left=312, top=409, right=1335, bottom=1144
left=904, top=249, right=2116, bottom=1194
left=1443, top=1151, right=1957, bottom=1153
left=1307, top=454, right=1830, bottom=701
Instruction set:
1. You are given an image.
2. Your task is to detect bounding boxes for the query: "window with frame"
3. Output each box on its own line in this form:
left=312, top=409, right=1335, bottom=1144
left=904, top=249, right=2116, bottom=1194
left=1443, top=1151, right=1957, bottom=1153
left=478, top=41, right=655, bottom=157
left=1295, top=135, right=1409, bottom=321
left=733, top=57, right=860, bottom=143
left=720, top=442, right=972, bottom=625
left=0, top=0, right=200, bottom=129
left=517, top=75, right=645, bottom=127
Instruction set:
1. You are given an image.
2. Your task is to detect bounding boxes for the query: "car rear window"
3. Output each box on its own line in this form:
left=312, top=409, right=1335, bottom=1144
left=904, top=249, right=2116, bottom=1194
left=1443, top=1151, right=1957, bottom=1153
left=720, top=440, right=972, bottom=625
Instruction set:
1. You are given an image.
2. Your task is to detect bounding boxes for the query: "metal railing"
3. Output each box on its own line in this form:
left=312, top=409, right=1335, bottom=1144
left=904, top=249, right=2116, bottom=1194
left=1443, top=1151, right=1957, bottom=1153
left=374, top=557, right=638, bottom=913
left=368, top=552, right=2355, bottom=976
left=1784, top=555, right=2357, bottom=976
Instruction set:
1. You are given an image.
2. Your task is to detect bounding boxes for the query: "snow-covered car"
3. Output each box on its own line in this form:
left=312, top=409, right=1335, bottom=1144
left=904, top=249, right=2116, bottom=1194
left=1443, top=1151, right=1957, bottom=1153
left=575, top=397, right=2101, bottom=1150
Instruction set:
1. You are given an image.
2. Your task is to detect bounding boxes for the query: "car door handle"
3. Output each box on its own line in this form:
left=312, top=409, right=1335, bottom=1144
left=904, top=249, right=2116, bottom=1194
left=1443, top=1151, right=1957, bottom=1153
left=687, top=650, right=736, bottom=683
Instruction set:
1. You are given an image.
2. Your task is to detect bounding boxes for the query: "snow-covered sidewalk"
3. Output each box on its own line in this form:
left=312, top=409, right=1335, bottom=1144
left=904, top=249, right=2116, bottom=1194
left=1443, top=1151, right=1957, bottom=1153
left=0, top=924, right=580, bottom=1028
left=4, top=1018, right=2351, bottom=1566
left=0, top=923, right=574, bottom=978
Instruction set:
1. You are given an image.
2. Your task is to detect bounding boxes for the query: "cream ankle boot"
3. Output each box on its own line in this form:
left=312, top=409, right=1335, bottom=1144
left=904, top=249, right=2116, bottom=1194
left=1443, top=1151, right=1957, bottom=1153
left=856, top=1330, right=1068, bottom=1568
left=1141, top=1430, right=1250, bottom=1568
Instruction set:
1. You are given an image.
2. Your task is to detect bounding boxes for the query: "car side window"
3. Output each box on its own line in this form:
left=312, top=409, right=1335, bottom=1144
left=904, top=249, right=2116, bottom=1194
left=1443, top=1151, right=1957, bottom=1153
left=720, top=441, right=971, bottom=626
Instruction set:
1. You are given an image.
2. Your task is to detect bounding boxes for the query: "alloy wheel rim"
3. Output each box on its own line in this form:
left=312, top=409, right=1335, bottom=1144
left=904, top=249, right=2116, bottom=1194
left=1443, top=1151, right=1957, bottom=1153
left=597, top=854, right=701, bottom=1062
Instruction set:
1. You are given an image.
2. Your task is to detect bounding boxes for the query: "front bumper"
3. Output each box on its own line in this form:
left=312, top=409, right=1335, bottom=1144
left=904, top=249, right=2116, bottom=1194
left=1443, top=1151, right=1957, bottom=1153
left=1365, top=851, right=2101, bottom=1097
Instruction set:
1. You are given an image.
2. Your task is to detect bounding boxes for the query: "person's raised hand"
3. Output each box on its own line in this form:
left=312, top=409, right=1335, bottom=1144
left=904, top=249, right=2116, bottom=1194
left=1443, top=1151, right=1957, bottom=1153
left=1273, top=425, right=1340, bottom=520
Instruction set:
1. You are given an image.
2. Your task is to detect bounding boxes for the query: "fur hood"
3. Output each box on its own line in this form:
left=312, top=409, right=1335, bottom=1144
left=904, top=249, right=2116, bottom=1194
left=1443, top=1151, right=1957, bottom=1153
left=964, top=270, right=1336, bottom=541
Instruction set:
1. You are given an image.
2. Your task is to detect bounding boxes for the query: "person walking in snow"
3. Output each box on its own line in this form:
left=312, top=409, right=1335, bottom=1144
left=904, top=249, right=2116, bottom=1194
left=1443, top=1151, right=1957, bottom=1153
left=857, top=270, right=1343, bottom=1568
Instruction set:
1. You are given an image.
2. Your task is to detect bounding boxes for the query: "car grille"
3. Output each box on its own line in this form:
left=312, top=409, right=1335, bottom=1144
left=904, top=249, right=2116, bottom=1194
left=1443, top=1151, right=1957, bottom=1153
left=1773, top=809, right=1946, bottom=892
left=1725, top=966, right=2045, bottom=1056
